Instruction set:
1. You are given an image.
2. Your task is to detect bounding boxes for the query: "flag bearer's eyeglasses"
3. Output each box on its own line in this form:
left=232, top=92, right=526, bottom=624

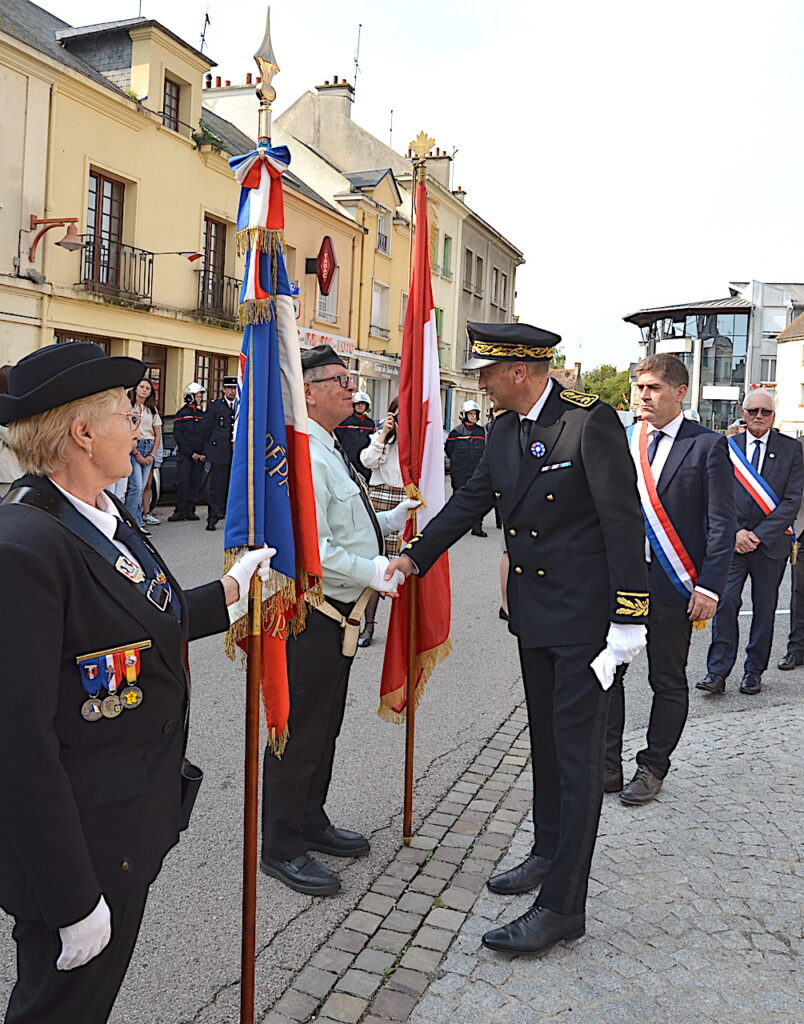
left=310, top=375, right=355, bottom=389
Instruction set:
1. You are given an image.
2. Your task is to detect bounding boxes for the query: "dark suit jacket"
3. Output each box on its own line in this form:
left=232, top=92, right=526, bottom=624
left=643, top=419, right=736, bottom=605
left=0, top=476, right=229, bottom=929
left=407, top=387, right=649, bottom=647
left=732, top=429, right=804, bottom=561
left=199, top=397, right=235, bottom=466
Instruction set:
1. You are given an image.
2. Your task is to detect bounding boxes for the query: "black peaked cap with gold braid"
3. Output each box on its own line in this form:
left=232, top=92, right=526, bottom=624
left=463, top=321, right=562, bottom=371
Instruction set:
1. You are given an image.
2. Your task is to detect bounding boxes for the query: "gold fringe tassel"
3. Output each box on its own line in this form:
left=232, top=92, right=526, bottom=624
left=404, top=482, right=427, bottom=509
left=236, top=227, right=286, bottom=257
left=693, top=619, right=709, bottom=631
left=376, top=636, right=453, bottom=724
left=238, top=299, right=274, bottom=327
left=266, top=724, right=289, bottom=759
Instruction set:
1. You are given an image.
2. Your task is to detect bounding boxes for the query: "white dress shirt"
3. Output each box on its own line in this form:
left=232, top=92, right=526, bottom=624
left=745, top=431, right=769, bottom=474
left=50, top=479, right=140, bottom=568
left=519, top=377, right=554, bottom=425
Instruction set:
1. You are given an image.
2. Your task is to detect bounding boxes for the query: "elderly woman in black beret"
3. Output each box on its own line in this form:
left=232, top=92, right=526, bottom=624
left=0, top=342, right=273, bottom=1024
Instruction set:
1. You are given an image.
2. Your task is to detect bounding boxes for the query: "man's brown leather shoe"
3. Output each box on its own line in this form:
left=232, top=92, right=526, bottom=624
left=619, top=765, right=663, bottom=806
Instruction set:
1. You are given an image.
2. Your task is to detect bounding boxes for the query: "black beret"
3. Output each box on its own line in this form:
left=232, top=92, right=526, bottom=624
left=301, top=344, right=347, bottom=373
left=0, top=342, right=145, bottom=424
left=463, top=321, right=562, bottom=370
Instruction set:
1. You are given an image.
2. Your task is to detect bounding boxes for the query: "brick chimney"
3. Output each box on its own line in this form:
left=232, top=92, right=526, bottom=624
left=316, top=76, right=355, bottom=120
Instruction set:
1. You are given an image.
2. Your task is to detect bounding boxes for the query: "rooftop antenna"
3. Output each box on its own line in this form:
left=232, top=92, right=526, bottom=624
left=389, top=108, right=393, bottom=148
left=353, top=23, right=362, bottom=96
left=137, top=0, right=142, bottom=15
left=200, top=7, right=211, bottom=51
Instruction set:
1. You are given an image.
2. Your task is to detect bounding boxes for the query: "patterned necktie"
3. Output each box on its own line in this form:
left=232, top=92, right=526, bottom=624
left=114, top=519, right=180, bottom=620
left=751, top=439, right=761, bottom=469
left=647, top=429, right=664, bottom=466
left=333, top=437, right=384, bottom=555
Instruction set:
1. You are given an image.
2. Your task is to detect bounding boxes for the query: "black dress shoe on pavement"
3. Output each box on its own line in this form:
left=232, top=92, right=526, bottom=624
left=499, top=607, right=509, bottom=622
left=167, top=512, right=187, bottom=522
left=205, top=521, right=217, bottom=531
left=778, top=652, right=803, bottom=670
left=302, top=825, right=370, bottom=858
left=604, top=767, right=624, bottom=794
left=471, top=527, right=488, bottom=537
left=259, top=853, right=341, bottom=895
left=185, top=513, right=200, bottom=521
left=696, top=672, right=726, bottom=694
left=740, top=671, right=762, bottom=694
left=482, top=904, right=585, bottom=955
left=487, top=853, right=552, bottom=895
left=619, top=765, right=663, bottom=806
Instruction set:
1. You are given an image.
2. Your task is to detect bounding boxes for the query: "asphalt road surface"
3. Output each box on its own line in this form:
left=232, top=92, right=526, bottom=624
left=0, top=503, right=798, bottom=1022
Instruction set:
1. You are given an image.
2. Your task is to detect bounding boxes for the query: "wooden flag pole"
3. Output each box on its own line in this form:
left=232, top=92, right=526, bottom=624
left=403, top=511, right=420, bottom=844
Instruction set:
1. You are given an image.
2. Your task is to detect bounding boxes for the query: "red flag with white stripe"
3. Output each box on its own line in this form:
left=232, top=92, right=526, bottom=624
left=379, top=178, right=452, bottom=720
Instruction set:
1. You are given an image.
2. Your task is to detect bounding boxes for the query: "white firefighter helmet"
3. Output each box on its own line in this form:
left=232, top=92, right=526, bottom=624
left=184, top=381, right=206, bottom=401
left=352, top=391, right=371, bottom=408
left=460, top=399, right=481, bottom=418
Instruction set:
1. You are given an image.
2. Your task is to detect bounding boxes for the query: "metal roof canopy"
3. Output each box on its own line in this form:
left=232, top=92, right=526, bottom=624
left=624, top=296, right=752, bottom=328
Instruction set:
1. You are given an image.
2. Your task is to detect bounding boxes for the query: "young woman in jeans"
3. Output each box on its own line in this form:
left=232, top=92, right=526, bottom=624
left=124, top=379, right=162, bottom=528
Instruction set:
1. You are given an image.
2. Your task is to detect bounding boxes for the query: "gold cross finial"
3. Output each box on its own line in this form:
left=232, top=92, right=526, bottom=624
left=410, top=132, right=435, bottom=160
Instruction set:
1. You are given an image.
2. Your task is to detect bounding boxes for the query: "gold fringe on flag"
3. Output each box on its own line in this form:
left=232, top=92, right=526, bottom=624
left=404, top=482, right=427, bottom=509
left=236, top=227, right=286, bottom=256
left=267, top=725, right=289, bottom=759
left=693, top=619, right=709, bottom=631
left=238, top=299, right=274, bottom=327
left=376, top=636, right=453, bottom=724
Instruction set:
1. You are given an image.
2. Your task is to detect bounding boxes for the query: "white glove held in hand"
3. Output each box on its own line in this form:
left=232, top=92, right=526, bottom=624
left=370, top=555, right=404, bottom=594
left=57, top=895, right=111, bottom=971
left=590, top=624, right=647, bottom=690
left=384, top=498, right=421, bottom=534
left=224, top=545, right=277, bottom=600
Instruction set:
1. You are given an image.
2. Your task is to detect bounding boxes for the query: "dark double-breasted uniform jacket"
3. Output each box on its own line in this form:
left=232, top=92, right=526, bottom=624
left=0, top=476, right=228, bottom=930
left=199, top=398, right=235, bottom=466
left=731, top=429, right=804, bottom=561
left=408, top=387, right=649, bottom=645
left=445, top=421, right=486, bottom=487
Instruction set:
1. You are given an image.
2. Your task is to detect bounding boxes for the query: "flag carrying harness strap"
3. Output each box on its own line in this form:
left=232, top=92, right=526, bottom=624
left=305, top=589, right=372, bottom=657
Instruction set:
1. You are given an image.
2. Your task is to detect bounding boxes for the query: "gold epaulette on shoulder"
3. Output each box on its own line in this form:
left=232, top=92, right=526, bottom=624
left=560, top=389, right=599, bottom=408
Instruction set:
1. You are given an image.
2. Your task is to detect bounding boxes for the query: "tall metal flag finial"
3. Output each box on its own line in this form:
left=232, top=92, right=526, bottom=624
left=254, top=8, right=280, bottom=145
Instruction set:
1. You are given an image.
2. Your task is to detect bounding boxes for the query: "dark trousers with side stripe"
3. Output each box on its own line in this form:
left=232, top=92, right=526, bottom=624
left=261, top=600, right=355, bottom=861
left=518, top=641, right=609, bottom=916
left=4, top=891, right=148, bottom=1024
left=206, top=462, right=231, bottom=522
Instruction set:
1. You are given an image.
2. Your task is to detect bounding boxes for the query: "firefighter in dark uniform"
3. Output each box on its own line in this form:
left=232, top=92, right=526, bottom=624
left=334, top=391, right=375, bottom=481
left=167, top=382, right=206, bottom=522
left=0, top=341, right=273, bottom=1024
left=199, top=376, right=237, bottom=531
left=387, top=322, right=649, bottom=957
left=446, top=399, right=488, bottom=535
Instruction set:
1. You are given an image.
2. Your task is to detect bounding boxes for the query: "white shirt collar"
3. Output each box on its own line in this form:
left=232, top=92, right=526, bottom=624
left=49, top=479, right=121, bottom=542
left=748, top=431, right=769, bottom=446
left=649, top=411, right=684, bottom=440
left=520, top=378, right=554, bottom=422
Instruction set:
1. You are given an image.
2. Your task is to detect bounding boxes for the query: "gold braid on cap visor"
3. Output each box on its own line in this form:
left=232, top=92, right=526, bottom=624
left=471, top=341, right=554, bottom=359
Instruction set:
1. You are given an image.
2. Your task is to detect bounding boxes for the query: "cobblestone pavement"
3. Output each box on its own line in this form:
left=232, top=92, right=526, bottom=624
left=260, top=701, right=802, bottom=1024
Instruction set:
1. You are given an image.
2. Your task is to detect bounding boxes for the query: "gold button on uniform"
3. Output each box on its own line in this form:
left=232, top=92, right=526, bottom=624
left=531, top=530, right=539, bottom=538
left=514, top=566, right=523, bottom=574
left=546, top=494, right=555, bottom=501
left=537, top=569, right=546, bottom=577
left=508, top=528, right=517, bottom=536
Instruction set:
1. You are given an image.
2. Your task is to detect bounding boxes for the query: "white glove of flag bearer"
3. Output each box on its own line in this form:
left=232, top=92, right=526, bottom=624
left=384, top=498, right=422, bottom=534
left=223, top=545, right=276, bottom=600
left=57, top=895, right=111, bottom=971
left=590, top=624, right=647, bottom=690
left=371, top=555, right=404, bottom=595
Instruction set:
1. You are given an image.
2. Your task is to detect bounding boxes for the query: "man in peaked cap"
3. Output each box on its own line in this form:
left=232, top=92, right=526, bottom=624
left=387, top=321, right=648, bottom=956
left=198, top=376, right=238, bottom=531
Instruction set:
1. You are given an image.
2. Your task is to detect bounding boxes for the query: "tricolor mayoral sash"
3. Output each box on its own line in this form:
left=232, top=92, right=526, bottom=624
left=727, top=436, right=795, bottom=540
left=628, top=422, right=697, bottom=599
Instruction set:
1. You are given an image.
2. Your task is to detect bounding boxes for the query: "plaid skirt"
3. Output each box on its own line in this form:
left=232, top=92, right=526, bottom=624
left=369, top=482, right=406, bottom=557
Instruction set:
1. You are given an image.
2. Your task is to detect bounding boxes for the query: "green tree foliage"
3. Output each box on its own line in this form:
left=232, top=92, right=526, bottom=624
left=582, top=364, right=631, bottom=409
left=550, top=344, right=566, bottom=369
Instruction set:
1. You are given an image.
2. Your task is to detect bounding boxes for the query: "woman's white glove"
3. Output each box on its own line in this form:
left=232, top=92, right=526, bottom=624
left=57, top=895, right=111, bottom=971
left=385, top=498, right=421, bottom=533
left=590, top=624, right=647, bottom=690
left=370, top=555, right=404, bottom=594
left=224, top=545, right=276, bottom=601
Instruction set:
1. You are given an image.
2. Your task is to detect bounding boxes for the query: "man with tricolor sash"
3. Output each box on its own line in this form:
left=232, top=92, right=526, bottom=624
left=698, top=387, right=803, bottom=696
left=607, top=354, right=735, bottom=806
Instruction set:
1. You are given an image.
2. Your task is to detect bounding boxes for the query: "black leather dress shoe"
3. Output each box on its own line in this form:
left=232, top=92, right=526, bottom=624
left=205, top=521, right=217, bottom=531
left=487, top=853, right=552, bottom=895
left=619, top=765, right=663, bottom=806
left=499, top=607, right=509, bottom=622
left=696, top=672, right=726, bottom=694
left=471, top=527, right=488, bottom=537
left=482, top=904, right=585, bottom=955
left=604, top=767, right=623, bottom=794
left=302, top=825, right=370, bottom=858
left=778, top=652, right=803, bottom=670
left=740, top=671, right=762, bottom=694
left=259, top=853, right=340, bottom=895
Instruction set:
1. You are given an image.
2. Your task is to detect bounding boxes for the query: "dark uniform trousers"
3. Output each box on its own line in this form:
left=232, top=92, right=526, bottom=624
left=6, top=891, right=148, bottom=1024
left=175, top=453, right=205, bottom=517
left=262, top=598, right=355, bottom=860
left=606, top=568, right=693, bottom=780
left=207, top=462, right=231, bottom=522
left=786, top=559, right=804, bottom=655
left=520, top=642, right=610, bottom=915
left=707, top=550, right=788, bottom=676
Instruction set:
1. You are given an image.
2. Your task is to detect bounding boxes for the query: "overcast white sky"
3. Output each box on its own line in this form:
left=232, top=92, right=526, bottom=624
left=43, top=0, right=804, bottom=370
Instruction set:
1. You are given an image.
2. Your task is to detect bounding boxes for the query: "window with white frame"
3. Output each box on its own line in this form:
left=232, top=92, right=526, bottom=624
left=442, top=235, right=452, bottom=279
left=370, top=281, right=390, bottom=340
left=491, top=267, right=501, bottom=306
left=376, top=213, right=390, bottom=254
left=474, top=255, right=484, bottom=296
left=316, top=267, right=339, bottom=323
left=760, top=356, right=776, bottom=382
left=499, top=271, right=508, bottom=311
left=463, top=248, right=473, bottom=291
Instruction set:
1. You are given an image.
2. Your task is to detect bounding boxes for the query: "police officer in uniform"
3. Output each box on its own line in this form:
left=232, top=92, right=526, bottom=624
left=199, top=376, right=237, bottom=531
left=0, top=342, right=273, bottom=1024
left=334, top=390, right=376, bottom=482
left=387, top=322, right=648, bottom=956
left=446, top=399, right=488, bottom=535
left=167, top=382, right=206, bottom=523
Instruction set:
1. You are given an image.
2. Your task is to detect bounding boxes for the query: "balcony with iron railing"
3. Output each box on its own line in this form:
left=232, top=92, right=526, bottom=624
left=79, top=235, right=154, bottom=303
left=195, top=269, right=242, bottom=321
left=369, top=323, right=390, bottom=341
left=376, top=231, right=389, bottom=254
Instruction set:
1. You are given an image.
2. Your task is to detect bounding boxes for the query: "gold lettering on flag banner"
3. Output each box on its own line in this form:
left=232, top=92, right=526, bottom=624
left=264, top=432, right=289, bottom=486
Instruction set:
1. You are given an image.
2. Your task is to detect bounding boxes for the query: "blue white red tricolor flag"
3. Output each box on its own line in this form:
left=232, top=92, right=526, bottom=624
left=379, top=177, right=452, bottom=721
left=224, top=143, right=321, bottom=755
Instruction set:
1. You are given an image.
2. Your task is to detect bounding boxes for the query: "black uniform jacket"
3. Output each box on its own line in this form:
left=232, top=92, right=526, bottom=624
left=641, top=420, right=736, bottom=606
left=199, top=397, right=235, bottom=466
left=334, top=413, right=376, bottom=473
left=0, top=476, right=228, bottom=929
left=173, top=402, right=204, bottom=457
left=445, top=421, right=486, bottom=484
left=407, top=389, right=649, bottom=647
left=731, top=429, right=804, bottom=561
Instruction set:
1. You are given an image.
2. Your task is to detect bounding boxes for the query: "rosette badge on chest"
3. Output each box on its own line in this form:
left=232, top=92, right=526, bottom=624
left=530, top=441, right=546, bottom=458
